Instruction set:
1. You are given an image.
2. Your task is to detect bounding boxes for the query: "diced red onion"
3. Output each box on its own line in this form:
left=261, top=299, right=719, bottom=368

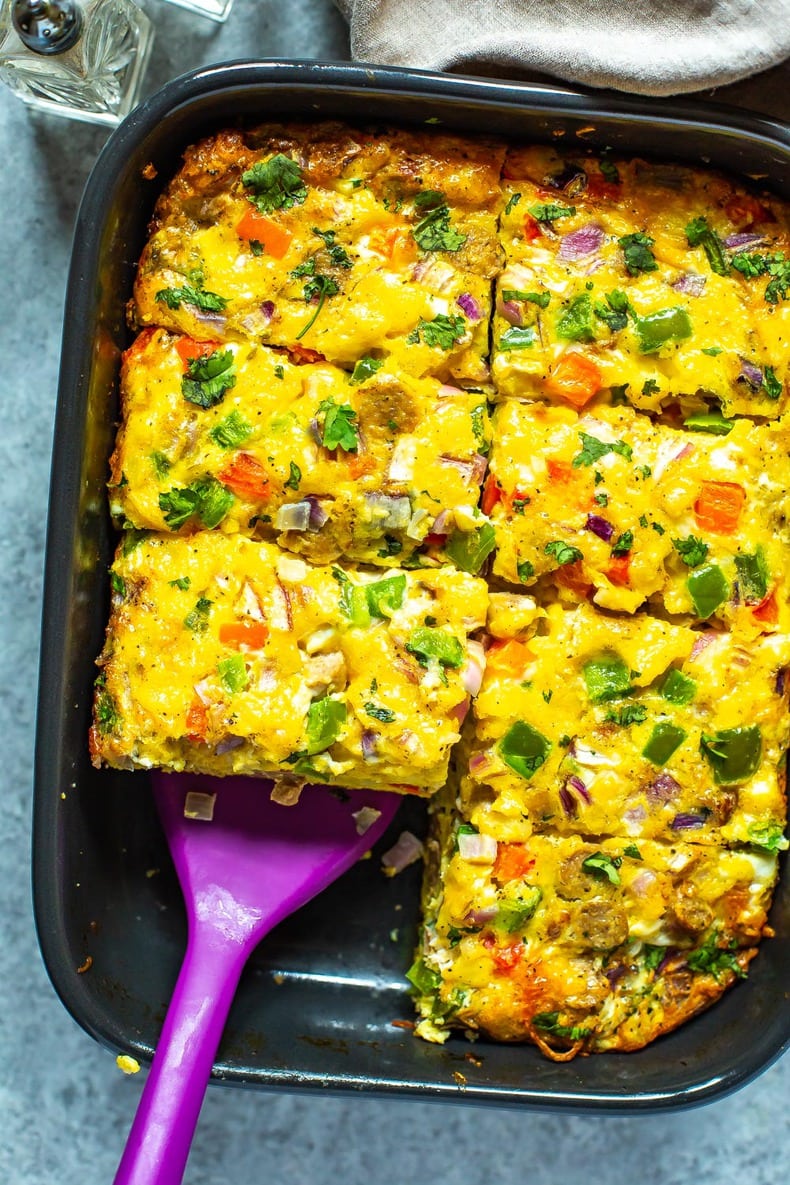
left=738, top=357, right=763, bottom=389
left=275, top=501, right=311, bottom=532
left=352, top=805, right=382, bottom=834
left=647, top=771, right=680, bottom=804
left=450, top=696, right=470, bottom=725
left=657, top=947, right=677, bottom=974
left=438, top=383, right=462, bottom=398
left=468, top=750, right=494, bottom=776
left=461, top=640, right=486, bottom=696
left=411, top=258, right=432, bottom=282
left=672, top=271, right=706, bottom=297
left=559, top=786, right=577, bottom=817
left=183, top=791, right=216, bottom=821
left=631, top=869, right=658, bottom=897
left=690, top=632, right=716, bottom=661
left=457, top=292, right=482, bottom=322
left=559, top=222, right=604, bottom=262
left=364, top=492, right=411, bottom=530
left=457, top=832, right=498, bottom=863
left=235, top=581, right=265, bottom=621
left=674, top=443, right=695, bottom=462
left=724, top=231, right=766, bottom=250
left=431, top=509, right=451, bottom=537
left=775, top=669, right=787, bottom=696
left=624, top=804, right=647, bottom=825
left=469, top=453, right=489, bottom=484
left=305, top=495, right=329, bottom=532
left=381, top=830, right=424, bottom=876
left=193, top=677, right=213, bottom=706
left=464, top=905, right=498, bottom=927
left=671, top=813, right=707, bottom=830
left=406, top=507, right=429, bottom=540
left=438, top=455, right=475, bottom=481
left=570, top=740, right=617, bottom=768
left=308, top=417, right=322, bottom=445
left=567, top=774, right=591, bottom=804
left=360, top=730, right=379, bottom=762
left=260, top=300, right=275, bottom=322
left=585, top=513, right=614, bottom=542
left=271, top=779, right=303, bottom=806
left=497, top=297, right=523, bottom=326
left=604, top=963, right=628, bottom=987
left=215, top=734, right=244, bottom=755
left=190, top=308, right=227, bottom=333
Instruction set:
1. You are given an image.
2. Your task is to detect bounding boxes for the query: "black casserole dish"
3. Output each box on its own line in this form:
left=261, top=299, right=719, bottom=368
left=34, top=61, right=790, bottom=1111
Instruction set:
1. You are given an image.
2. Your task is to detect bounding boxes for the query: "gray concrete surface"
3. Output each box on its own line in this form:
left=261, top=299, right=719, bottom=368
left=1, top=1, right=788, bottom=1180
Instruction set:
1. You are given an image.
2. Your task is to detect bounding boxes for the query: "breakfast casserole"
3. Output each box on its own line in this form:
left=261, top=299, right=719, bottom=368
left=93, top=125, right=790, bottom=1059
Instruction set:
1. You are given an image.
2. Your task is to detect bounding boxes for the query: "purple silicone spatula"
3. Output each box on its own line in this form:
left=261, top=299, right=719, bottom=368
left=113, top=772, right=400, bottom=1185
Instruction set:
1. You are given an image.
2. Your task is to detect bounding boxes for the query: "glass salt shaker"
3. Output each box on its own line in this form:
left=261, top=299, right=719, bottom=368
left=160, top=0, right=234, bottom=23
left=0, top=0, right=153, bottom=126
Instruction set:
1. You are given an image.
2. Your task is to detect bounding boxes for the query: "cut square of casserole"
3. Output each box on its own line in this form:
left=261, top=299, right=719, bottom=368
left=90, top=532, right=488, bottom=794
left=463, top=598, right=790, bottom=848
left=492, top=145, right=790, bottom=417
left=132, top=122, right=505, bottom=386
left=110, top=329, right=492, bottom=569
left=484, top=399, right=790, bottom=625
left=412, top=812, right=778, bottom=1055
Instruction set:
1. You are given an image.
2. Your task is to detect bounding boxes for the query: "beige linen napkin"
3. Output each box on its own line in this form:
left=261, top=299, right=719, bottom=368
left=335, top=0, right=790, bottom=96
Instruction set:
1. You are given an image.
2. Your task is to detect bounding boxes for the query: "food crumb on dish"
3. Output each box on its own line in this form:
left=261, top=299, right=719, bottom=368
left=183, top=791, right=216, bottom=821
left=116, top=1055, right=141, bottom=1074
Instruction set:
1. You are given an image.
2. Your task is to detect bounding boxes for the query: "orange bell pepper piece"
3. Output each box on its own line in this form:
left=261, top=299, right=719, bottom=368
left=752, top=590, right=778, bottom=624
left=347, top=452, right=377, bottom=479
left=217, top=453, right=271, bottom=501
left=481, top=474, right=503, bottom=515
left=235, top=209, right=293, bottom=258
left=493, top=843, right=535, bottom=884
left=486, top=638, right=534, bottom=679
left=218, top=621, right=270, bottom=649
left=606, top=554, right=631, bottom=587
left=694, top=481, right=745, bottom=534
left=546, top=459, right=574, bottom=483
left=185, top=696, right=209, bottom=743
left=176, top=336, right=221, bottom=368
left=546, top=353, right=603, bottom=408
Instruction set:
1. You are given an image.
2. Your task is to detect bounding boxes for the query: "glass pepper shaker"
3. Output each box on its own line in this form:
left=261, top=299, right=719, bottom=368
left=0, top=0, right=153, bottom=126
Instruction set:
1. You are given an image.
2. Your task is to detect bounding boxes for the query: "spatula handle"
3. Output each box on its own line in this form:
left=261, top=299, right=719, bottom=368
left=113, top=922, right=255, bottom=1185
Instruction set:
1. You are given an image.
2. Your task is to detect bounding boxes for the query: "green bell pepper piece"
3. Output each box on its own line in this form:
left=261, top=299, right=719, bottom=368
left=682, top=412, right=734, bottom=436
left=366, top=574, right=406, bottom=618
left=406, top=627, right=464, bottom=669
left=556, top=293, right=595, bottom=342
left=700, top=726, right=762, bottom=785
left=660, top=669, right=697, bottom=705
left=583, top=653, right=632, bottom=702
left=305, top=697, right=347, bottom=755
left=686, top=563, right=729, bottom=618
left=499, top=720, right=552, bottom=778
left=642, top=721, right=687, bottom=766
left=634, top=306, right=693, bottom=354
left=445, top=523, right=496, bottom=574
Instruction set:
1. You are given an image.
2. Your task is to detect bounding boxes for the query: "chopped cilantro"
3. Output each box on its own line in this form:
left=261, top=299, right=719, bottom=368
left=545, top=540, right=583, bottom=566
left=641, top=378, right=660, bottom=396
left=611, top=530, right=633, bottom=556
left=470, top=403, right=490, bottom=454
left=685, top=216, right=729, bottom=276
left=517, top=559, right=535, bottom=583
left=412, top=189, right=466, bottom=252
left=672, top=535, right=708, bottom=568
left=318, top=398, right=359, bottom=452
left=159, top=477, right=235, bottom=530
left=746, top=821, right=789, bottom=853
left=599, top=159, right=620, bottom=184
left=155, top=283, right=227, bottom=312
left=242, top=153, right=307, bottom=214
left=594, top=289, right=630, bottom=332
left=504, top=192, right=522, bottom=215
left=364, top=702, right=396, bottom=724
left=572, top=432, right=632, bottom=468
left=182, top=349, right=236, bottom=409
left=110, top=572, right=126, bottom=598
left=531, top=1012, right=590, bottom=1041
left=528, top=202, right=576, bottom=222
left=686, top=933, right=746, bottom=981
left=349, top=356, right=383, bottom=385
left=150, top=451, right=171, bottom=479
left=209, top=410, right=251, bottom=449
left=410, top=313, right=466, bottom=350
left=581, top=851, right=622, bottom=885
left=763, top=365, right=782, bottom=400
left=619, top=231, right=657, bottom=275
left=702, top=346, right=723, bottom=356
left=94, top=681, right=122, bottom=736
left=169, top=576, right=191, bottom=591
left=312, top=226, right=352, bottom=268
left=502, top=288, right=551, bottom=309
left=557, top=293, right=595, bottom=342
left=284, top=461, right=302, bottom=491
left=605, top=703, right=648, bottom=726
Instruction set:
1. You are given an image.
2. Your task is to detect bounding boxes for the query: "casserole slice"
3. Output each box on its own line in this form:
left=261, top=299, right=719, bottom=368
left=110, top=328, right=491, bottom=569
left=412, top=802, right=778, bottom=1056
left=484, top=398, right=790, bottom=625
left=132, top=122, right=505, bottom=387
left=463, top=598, right=790, bottom=848
left=90, top=532, right=488, bottom=794
left=493, top=145, right=790, bottom=417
